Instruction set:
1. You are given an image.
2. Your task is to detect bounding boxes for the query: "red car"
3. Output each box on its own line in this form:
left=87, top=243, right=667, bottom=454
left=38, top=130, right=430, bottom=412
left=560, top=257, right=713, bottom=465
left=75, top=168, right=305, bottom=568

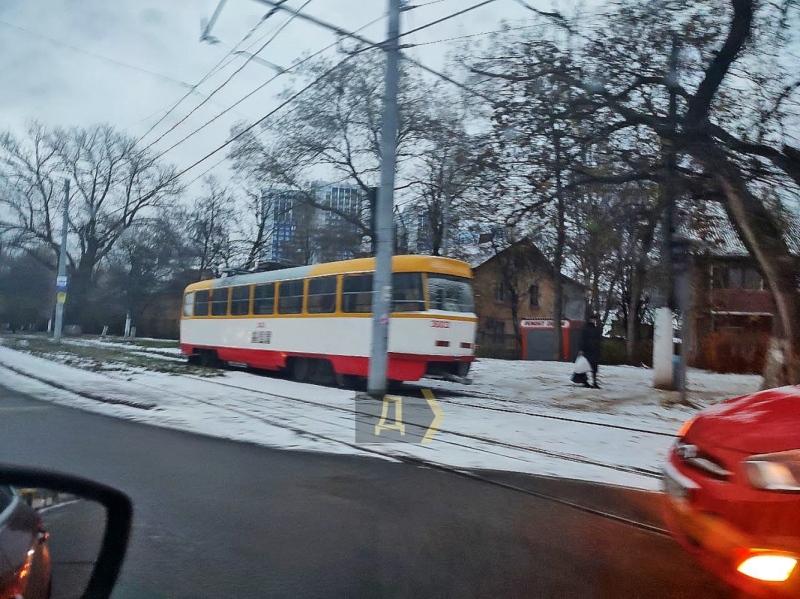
left=664, top=385, right=800, bottom=598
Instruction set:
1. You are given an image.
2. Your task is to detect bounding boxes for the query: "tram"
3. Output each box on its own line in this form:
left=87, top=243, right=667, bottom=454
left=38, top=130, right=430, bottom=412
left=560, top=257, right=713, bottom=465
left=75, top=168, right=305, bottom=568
left=180, top=255, right=477, bottom=384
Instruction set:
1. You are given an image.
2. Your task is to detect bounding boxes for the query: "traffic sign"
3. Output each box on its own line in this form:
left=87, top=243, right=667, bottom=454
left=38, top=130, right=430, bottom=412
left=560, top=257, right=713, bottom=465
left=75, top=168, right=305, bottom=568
left=56, top=292, right=67, bottom=304
left=56, top=275, right=68, bottom=292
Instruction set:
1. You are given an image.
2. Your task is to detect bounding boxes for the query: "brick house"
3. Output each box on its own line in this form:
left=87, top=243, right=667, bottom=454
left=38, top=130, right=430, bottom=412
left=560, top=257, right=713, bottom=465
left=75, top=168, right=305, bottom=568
left=686, top=217, right=800, bottom=373
left=471, top=238, right=587, bottom=359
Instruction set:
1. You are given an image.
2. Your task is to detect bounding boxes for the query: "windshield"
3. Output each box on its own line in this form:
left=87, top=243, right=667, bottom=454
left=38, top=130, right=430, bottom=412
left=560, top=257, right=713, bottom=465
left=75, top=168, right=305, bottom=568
left=427, top=274, right=474, bottom=313
left=3, top=1, right=797, bottom=598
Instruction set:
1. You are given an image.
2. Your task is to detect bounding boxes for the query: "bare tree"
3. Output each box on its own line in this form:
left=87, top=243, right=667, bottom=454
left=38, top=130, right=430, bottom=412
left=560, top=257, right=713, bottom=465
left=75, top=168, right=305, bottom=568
left=185, top=177, right=236, bottom=275
left=228, top=50, right=431, bottom=246
left=0, top=122, right=182, bottom=326
left=470, top=0, right=800, bottom=384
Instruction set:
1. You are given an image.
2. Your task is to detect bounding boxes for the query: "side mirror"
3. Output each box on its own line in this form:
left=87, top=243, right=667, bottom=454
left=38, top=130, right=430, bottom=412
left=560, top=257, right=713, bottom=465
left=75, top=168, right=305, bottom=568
left=0, top=465, right=132, bottom=599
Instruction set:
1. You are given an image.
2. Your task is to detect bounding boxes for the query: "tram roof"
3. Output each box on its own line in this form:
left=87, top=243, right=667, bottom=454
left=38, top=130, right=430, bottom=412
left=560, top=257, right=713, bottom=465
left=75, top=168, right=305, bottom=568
left=183, top=255, right=472, bottom=292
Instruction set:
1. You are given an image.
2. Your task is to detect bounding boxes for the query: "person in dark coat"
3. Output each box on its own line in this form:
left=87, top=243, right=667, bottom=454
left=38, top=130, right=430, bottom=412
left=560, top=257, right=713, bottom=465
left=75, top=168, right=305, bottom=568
left=578, top=313, right=602, bottom=389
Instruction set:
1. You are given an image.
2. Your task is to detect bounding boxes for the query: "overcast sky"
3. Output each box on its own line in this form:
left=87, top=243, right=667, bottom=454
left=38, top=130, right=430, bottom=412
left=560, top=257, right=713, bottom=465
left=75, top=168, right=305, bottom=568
left=0, top=0, right=550, bottom=189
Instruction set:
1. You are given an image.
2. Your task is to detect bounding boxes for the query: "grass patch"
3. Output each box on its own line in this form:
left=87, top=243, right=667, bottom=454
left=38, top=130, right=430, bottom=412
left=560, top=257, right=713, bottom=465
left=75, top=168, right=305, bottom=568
left=90, top=336, right=179, bottom=349
left=0, top=333, right=221, bottom=377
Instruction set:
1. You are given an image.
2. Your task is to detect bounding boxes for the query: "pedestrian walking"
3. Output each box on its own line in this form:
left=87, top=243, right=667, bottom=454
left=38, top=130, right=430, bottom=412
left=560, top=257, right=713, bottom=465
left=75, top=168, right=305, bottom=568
left=578, top=312, right=602, bottom=389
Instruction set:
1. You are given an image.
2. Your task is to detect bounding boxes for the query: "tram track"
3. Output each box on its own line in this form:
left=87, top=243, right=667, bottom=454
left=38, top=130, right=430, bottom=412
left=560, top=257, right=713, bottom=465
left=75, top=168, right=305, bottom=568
left=404, top=386, right=679, bottom=438
left=179, top=373, right=664, bottom=480
left=0, top=360, right=670, bottom=538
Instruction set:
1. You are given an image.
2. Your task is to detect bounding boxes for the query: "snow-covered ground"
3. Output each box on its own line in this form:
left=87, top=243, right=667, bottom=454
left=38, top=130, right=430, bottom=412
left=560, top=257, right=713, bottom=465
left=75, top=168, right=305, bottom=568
left=0, top=343, right=762, bottom=491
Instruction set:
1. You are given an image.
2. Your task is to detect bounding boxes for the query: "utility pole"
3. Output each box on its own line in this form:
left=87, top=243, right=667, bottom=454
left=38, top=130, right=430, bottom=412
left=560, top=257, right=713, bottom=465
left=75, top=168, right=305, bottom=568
left=367, top=0, right=402, bottom=398
left=53, top=179, right=70, bottom=343
left=653, top=33, right=680, bottom=390
left=441, top=182, right=451, bottom=257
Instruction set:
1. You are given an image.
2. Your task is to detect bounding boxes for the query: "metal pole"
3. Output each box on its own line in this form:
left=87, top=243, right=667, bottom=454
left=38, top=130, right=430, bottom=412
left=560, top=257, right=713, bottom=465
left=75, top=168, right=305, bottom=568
left=53, top=179, right=70, bottom=343
left=367, top=0, right=402, bottom=398
left=441, top=183, right=451, bottom=257
left=200, top=0, right=230, bottom=42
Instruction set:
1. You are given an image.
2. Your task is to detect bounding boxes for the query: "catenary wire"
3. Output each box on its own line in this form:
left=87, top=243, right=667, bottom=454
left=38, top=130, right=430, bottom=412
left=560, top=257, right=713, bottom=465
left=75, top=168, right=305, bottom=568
left=133, top=0, right=293, bottom=146
left=139, top=0, right=314, bottom=155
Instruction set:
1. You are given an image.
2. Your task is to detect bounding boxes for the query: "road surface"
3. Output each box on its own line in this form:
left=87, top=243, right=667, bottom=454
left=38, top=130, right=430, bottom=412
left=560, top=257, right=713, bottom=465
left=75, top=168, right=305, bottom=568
left=0, top=383, right=732, bottom=598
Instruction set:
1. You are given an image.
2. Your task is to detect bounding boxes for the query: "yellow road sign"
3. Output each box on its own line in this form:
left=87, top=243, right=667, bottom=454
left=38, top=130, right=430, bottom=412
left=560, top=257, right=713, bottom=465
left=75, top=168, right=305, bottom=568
left=56, top=292, right=67, bottom=304
left=421, top=389, right=444, bottom=444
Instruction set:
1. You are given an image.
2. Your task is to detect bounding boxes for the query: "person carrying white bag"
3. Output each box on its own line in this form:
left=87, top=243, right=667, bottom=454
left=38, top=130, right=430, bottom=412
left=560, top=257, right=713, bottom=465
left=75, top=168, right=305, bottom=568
left=571, top=354, right=592, bottom=387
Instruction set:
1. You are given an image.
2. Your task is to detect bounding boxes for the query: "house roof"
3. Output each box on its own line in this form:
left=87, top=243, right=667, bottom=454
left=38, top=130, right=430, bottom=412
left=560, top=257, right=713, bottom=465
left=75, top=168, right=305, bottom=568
left=682, top=203, right=800, bottom=258
left=472, top=236, right=586, bottom=290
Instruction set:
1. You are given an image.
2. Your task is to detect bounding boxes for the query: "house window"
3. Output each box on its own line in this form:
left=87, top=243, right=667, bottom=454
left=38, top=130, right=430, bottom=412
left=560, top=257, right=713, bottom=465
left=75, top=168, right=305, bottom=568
left=729, top=267, right=743, bottom=288
left=529, top=283, right=540, bottom=308
left=744, top=268, right=763, bottom=290
left=494, top=282, right=507, bottom=303
left=485, top=318, right=506, bottom=339
left=711, top=266, right=728, bottom=290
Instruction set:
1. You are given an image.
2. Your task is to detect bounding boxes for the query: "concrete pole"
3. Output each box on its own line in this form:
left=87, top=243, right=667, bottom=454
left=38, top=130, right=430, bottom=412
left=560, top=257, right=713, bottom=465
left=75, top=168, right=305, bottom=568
left=367, top=0, right=402, bottom=398
left=653, top=34, right=680, bottom=389
left=53, top=179, right=70, bottom=343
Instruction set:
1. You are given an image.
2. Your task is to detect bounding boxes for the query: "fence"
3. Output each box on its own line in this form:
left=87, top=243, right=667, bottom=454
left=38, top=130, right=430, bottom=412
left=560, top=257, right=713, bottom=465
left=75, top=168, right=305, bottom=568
left=693, top=330, right=769, bottom=374
left=475, top=332, right=520, bottom=360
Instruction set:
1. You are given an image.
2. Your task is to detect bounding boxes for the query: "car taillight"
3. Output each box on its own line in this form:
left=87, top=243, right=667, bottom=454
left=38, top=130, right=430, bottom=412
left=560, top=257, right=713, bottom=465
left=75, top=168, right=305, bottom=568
left=736, top=551, right=798, bottom=582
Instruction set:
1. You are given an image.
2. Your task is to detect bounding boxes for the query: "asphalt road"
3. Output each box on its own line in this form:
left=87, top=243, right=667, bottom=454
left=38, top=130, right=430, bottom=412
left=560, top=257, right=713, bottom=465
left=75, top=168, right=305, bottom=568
left=0, top=383, right=733, bottom=598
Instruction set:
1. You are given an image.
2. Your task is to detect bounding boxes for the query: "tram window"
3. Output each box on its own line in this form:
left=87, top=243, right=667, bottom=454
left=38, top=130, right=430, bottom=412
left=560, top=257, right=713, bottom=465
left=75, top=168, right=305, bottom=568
left=307, top=276, right=337, bottom=314
left=278, top=280, right=304, bottom=314
left=183, top=292, right=195, bottom=317
left=230, top=286, right=251, bottom=316
left=392, top=272, right=425, bottom=312
left=211, top=288, right=230, bottom=316
left=342, top=274, right=373, bottom=313
left=427, top=274, right=474, bottom=312
left=253, top=283, right=275, bottom=315
left=194, top=290, right=210, bottom=317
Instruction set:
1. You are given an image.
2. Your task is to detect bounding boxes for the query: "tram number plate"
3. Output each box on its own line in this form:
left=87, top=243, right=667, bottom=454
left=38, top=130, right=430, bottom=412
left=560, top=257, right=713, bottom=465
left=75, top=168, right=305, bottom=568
left=251, top=330, right=272, bottom=344
left=431, top=320, right=450, bottom=329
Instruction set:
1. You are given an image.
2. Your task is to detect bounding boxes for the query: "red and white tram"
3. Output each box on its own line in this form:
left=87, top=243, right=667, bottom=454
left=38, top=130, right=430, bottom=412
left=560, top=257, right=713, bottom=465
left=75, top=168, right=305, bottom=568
left=180, top=255, right=476, bottom=384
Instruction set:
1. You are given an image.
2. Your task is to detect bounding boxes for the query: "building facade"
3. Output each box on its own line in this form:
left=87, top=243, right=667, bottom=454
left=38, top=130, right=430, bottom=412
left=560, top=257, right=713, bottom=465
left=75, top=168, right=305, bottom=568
left=683, top=210, right=800, bottom=373
left=471, top=238, right=587, bottom=359
left=260, top=183, right=369, bottom=265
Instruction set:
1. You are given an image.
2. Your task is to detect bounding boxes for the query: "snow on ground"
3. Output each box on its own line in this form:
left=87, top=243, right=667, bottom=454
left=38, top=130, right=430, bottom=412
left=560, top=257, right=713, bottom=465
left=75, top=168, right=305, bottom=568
left=0, top=345, right=762, bottom=491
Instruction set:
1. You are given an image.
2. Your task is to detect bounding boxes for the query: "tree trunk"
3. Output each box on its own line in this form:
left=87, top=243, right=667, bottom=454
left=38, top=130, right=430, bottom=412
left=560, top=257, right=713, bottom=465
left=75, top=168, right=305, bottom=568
left=701, top=147, right=800, bottom=386
left=553, top=130, right=566, bottom=361
left=627, top=217, right=657, bottom=364
left=65, top=258, right=95, bottom=331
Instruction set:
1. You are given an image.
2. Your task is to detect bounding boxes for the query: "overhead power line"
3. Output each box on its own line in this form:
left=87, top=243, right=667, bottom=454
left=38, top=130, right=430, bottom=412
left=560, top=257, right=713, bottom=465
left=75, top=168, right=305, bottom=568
left=140, top=0, right=313, bottom=154
left=0, top=19, right=194, bottom=89
left=405, top=21, right=542, bottom=48
left=251, top=0, right=496, bottom=103
left=133, top=0, right=292, bottom=147
left=154, top=52, right=363, bottom=195
left=182, top=12, right=387, bottom=184
left=400, top=0, right=498, bottom=40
